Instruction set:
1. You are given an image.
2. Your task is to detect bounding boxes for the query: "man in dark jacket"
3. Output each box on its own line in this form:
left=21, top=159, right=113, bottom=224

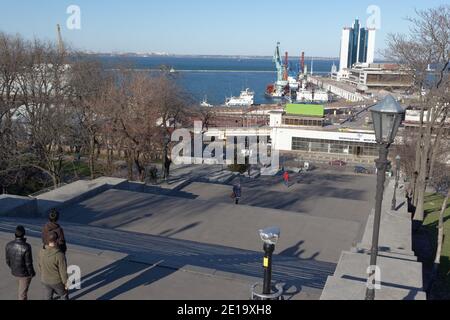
left=42, top=209, right=67, bottom=254
left=39, top=232, right=69, bottom=300
left=5, top=226, right=36, bottom=300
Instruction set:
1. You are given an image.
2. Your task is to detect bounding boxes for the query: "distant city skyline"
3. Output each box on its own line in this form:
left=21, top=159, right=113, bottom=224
left=0, top=0, right=448, bottom=57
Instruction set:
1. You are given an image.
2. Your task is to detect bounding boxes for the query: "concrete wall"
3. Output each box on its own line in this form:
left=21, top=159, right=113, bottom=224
left=320, top=179, right=427, bottom=300
left=0, top=177, right=128, bottom=217
left=0, top=195, right=37, bottom=218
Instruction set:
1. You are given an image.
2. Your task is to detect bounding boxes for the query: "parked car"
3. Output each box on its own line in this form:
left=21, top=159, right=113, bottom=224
left=354, top=166, right=370, bottom=174
left=329, top=160, right=347, bottom=167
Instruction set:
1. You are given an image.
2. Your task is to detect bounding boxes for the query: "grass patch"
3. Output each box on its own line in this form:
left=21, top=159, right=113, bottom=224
left=60, top=159, right=109, bottom=181
left=423, top=193, right=450, bottom=298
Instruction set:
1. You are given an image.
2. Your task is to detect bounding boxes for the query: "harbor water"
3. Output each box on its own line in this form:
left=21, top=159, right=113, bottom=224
left=101, top=56, right=337, bottom=105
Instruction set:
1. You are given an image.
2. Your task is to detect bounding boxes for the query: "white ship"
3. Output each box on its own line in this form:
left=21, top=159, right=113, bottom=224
left=225, top=88, right=254, bottom=107
left=200, top=96, right=213, bottom=107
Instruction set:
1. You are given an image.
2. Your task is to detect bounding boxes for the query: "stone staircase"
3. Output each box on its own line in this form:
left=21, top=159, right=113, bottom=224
left=320, top=180, right=427, bottom=300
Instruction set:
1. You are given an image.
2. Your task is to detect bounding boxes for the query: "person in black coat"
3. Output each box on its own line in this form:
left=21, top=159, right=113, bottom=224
left=5, top=226, right=36, bottom=300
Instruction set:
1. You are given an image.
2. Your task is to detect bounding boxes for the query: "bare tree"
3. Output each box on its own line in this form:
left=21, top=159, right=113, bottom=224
left=14, top=39, right=71, bottom=188
left=385, top=5, right=450, bottom=222
left=0, top=33, right=27, bottom=192
left=67, top=56, right=110, bottom=179
left=428, top=161, right=450, bottom=294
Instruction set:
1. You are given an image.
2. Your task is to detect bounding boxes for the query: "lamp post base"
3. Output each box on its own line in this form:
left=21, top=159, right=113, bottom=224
left=365, top=288, right=375, bottom=300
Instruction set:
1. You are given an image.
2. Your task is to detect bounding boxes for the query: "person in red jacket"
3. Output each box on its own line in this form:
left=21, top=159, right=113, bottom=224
left=283, top=171, right=290, bottom=188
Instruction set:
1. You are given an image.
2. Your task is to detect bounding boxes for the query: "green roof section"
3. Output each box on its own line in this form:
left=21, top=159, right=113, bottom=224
left=285, top=104, right=325, bottom=117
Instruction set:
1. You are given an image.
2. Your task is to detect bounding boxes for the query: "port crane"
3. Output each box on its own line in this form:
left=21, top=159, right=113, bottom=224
left=56, top=24, right=64, bottom=53
left=265, top=42, right=290, bottom=100
left=273, top=42, right=284, bottom=84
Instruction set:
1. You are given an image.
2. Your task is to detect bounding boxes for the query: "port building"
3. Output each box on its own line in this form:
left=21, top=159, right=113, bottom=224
left=338, top=19, right=376, bottom=74
left=200, top=103, right=382, bottom=165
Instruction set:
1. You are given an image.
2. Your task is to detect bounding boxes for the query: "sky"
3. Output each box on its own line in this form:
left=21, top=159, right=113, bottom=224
left=0, top=0, right=448, bottom=57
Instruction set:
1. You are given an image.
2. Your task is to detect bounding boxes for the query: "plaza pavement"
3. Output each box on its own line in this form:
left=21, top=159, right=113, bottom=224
left=0, top=219, right=329, bottom=300
left=0, top=169, right=377, bottom=300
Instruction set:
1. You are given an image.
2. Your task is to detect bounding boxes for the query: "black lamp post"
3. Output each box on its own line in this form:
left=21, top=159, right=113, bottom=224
left=162, top=134, right=170, bottom=181
left=366, top=95, right=404, bottom=300
left=391, top=155, right=401, bottom=211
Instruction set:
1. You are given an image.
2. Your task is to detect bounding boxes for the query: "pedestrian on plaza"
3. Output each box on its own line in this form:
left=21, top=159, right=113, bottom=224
left=232, top=183, right=242, bottom=205
left=283, top=171, right=290, bottom=187
left=5, top=225, right=36, bottom=300
left=42, top=208, right=67, bottom=254
left=38, top=232, right=69, bottom=300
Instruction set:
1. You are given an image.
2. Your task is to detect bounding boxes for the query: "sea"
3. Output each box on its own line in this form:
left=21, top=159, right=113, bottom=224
left=100, top=56, right=338, bottom=105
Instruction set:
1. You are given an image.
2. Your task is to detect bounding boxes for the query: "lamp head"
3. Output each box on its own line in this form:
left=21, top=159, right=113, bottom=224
left=259, top=227, right=280, bottom=245
left=370, top=95, right=405, bottom=145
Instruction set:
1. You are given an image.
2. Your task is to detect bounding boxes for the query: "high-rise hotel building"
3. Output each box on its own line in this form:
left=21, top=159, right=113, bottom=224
left=339, top=19, right=376, bottom=72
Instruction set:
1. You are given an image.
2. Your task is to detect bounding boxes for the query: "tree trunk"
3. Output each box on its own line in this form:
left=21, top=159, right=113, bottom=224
left=125, top=150, right=133, bottom=181
left=134, top=157, right=144, bottom=182
left=51, top=175, right=58, bottom=190
left=414, top=108, right=434, bottom=222
left=412, top=105, right=426, bottom=206
left=428, top=111, right=448, bottom=183
left=430, top=190, right=449, bottom=292
left=106, top=148, right=113, bottom=175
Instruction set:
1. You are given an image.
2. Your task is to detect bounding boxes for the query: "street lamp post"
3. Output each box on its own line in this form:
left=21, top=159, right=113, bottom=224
left=162, top=134, right=170, bottom=181
left=366, top=95, right=405, bottom=300
left=391, top=155, right=401, bottom=211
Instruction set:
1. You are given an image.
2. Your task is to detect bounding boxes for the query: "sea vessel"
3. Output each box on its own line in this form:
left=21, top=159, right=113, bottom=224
left=225, top=88, right=254, bottom=107
left=200, top=96, right=213, bottom=107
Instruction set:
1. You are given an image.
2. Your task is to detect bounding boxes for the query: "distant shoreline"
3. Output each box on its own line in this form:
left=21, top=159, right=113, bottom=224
left=85, top=53, right=341, bottom=61
left=105, top=68, right=332, bottom=74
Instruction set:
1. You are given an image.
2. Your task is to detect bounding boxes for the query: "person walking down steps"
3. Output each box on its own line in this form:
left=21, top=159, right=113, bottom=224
left=283, top=171, right=290, bottom=188
left=232, top=183, right=242, bottom=205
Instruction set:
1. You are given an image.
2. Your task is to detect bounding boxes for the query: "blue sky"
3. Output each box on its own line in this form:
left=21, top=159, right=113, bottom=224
left=0, top=0, right=448, bottom=57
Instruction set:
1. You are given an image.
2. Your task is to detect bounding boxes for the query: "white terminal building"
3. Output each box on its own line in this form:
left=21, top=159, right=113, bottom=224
left=203, top=104, right=382, bottom=165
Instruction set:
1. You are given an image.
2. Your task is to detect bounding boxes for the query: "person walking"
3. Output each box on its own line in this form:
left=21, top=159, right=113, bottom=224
left=283, top=171, right=290, bottom=188
left=5, top=226, right=36, bottom=300
left=42, top=209, right=67, bottom=254
left=232, top=183, right=242, bottom=205
left=38, top=232, right=69, bottom=300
